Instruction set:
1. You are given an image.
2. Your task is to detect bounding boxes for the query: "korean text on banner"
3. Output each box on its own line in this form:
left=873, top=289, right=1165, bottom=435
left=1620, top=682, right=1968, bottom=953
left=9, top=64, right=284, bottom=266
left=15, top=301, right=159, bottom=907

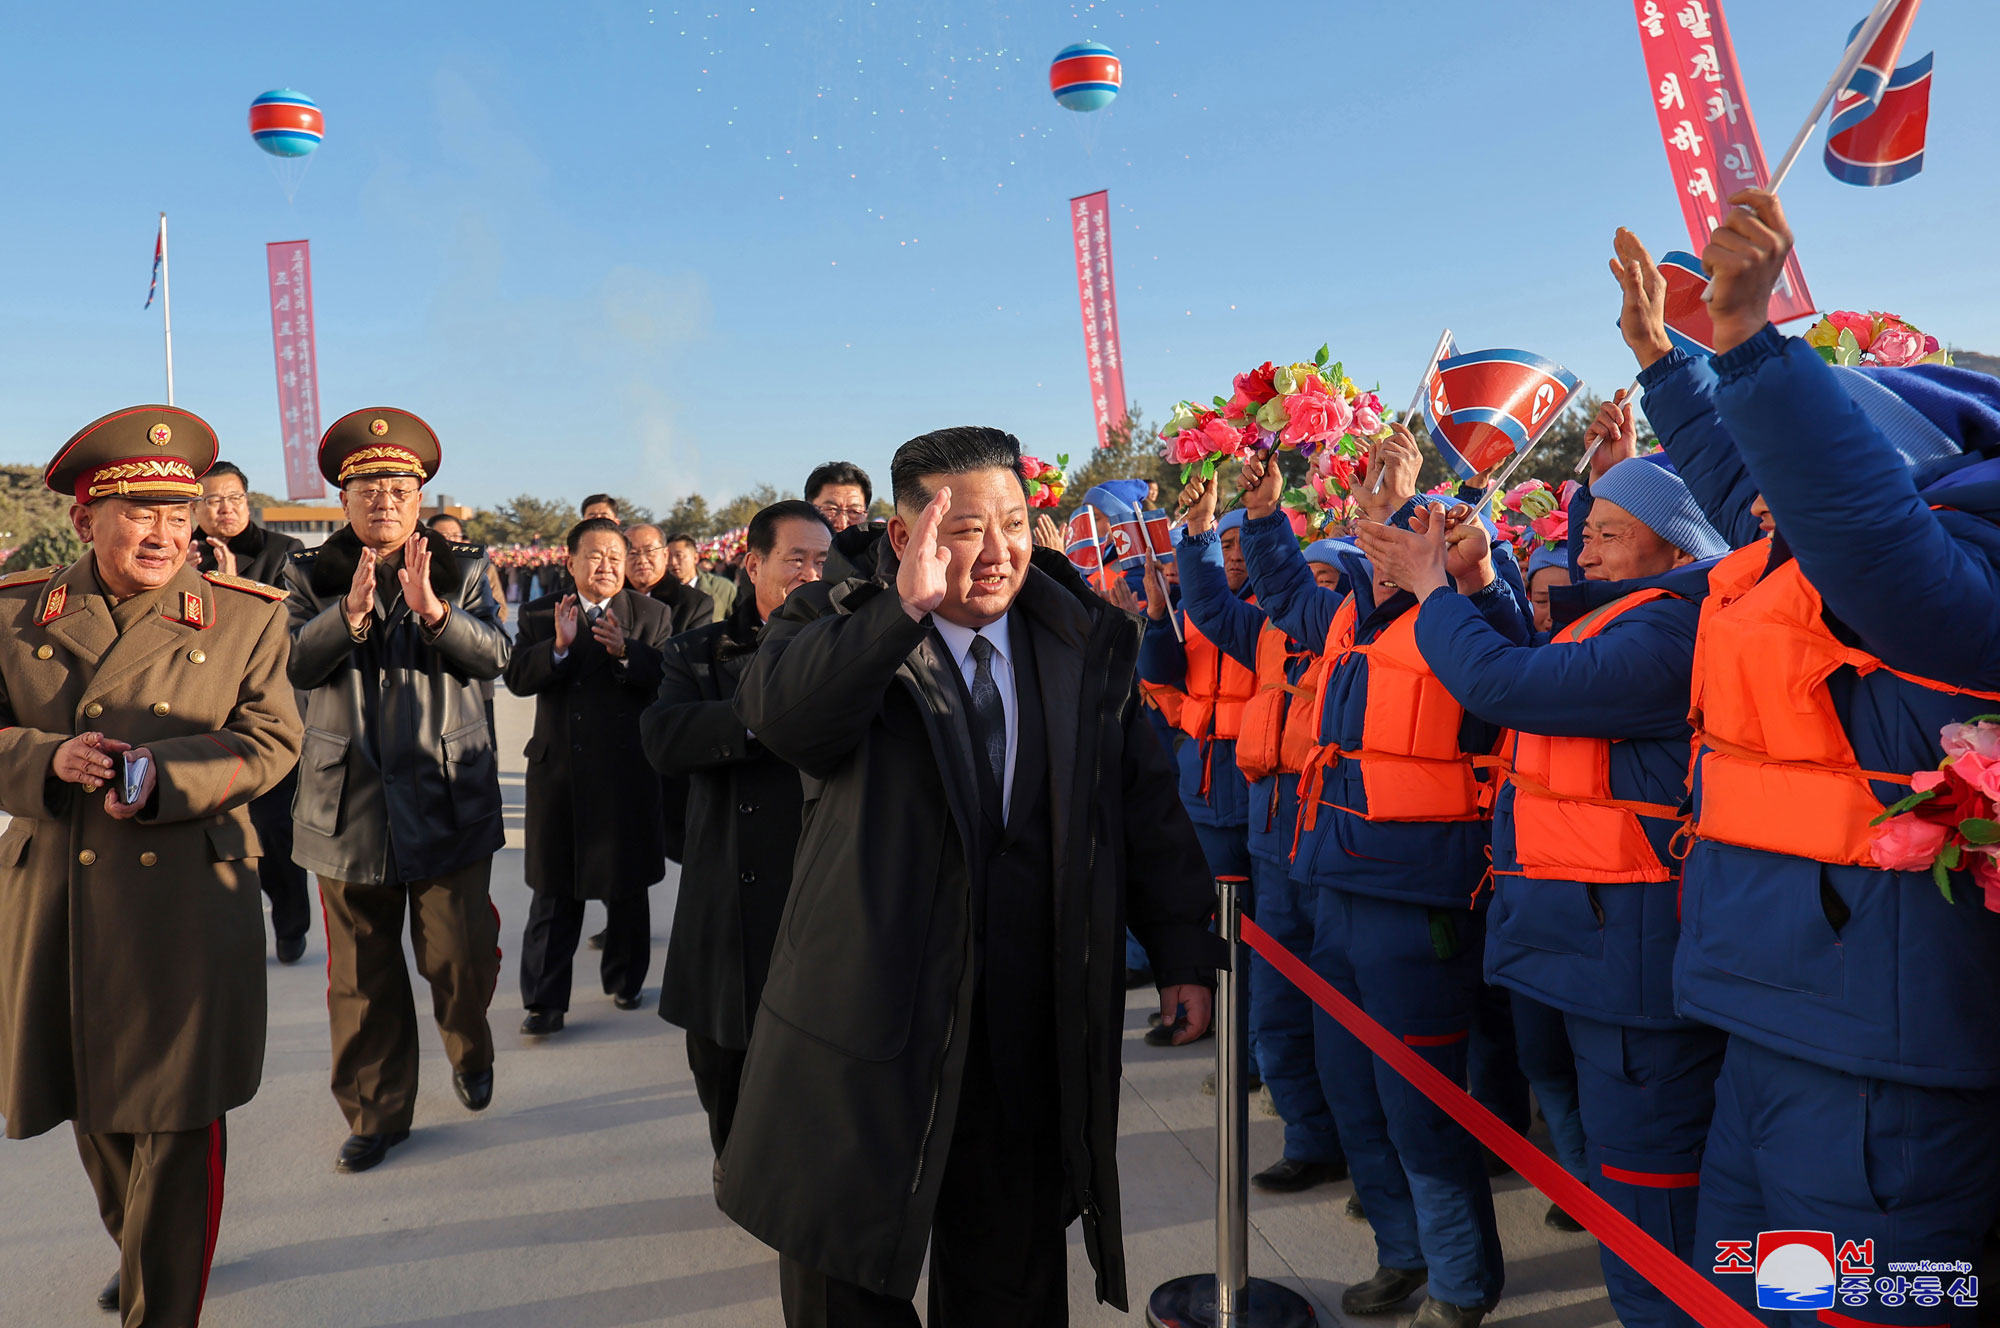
left=1634, top=0, right=1815, bottom=323
left=266, top=240, right=326, bottom=501
left=1070, top=191, right=1129, bottom=448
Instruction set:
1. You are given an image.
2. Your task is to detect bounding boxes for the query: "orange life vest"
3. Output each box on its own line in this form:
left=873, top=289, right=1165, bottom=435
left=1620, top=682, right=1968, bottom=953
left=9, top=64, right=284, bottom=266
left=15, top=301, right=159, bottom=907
left=1689, top=542, right=2000, bottom=867
left=1296, top=596, right=1498, bottom=835
left=1278, top=654, right=1333, bottom=776
left=1139, top=679, right=1187, bottom=729
left=1176, top=613, right=1259, bottom=744
left=1235, top=622, right=1307, bottom=783
left=1505, top=588, right=1687, bottom=885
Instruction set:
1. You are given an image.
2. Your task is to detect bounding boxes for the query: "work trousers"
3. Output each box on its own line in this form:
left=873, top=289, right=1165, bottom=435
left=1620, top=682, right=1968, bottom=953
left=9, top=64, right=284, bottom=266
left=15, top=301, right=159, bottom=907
left=1564, top=1013, right=1726, bottom=1328
left=518, top=889, right=650, bottom=1011
left=73, top=1117, right=227, bottom=1328
left=320, top=857, right=500, bottom=1135
left=1308, top=887, right=1503, bottom=1310
left=1511, top=992, right=1586, bottom=1180
left=1695, top=1035, right=2000, bottom=1328
left=1248, top=854, right=1343, bottom=1166
left=777, top=1023, right=1071, bottom=1328
left=247, top=767, right=310, bottom=943
left=685, top=1030, right=747, bottom=1160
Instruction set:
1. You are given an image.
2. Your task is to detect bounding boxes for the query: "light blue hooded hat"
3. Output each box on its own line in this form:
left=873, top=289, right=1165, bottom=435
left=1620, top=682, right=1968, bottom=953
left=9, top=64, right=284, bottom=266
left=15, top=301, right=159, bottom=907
left=1591, top=458, right=1730, bottom=561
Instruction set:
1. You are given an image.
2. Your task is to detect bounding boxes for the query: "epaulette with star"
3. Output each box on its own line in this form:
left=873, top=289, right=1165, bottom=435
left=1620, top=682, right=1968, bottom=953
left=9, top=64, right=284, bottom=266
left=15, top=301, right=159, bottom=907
left=201, top=570, right=290, bottom=602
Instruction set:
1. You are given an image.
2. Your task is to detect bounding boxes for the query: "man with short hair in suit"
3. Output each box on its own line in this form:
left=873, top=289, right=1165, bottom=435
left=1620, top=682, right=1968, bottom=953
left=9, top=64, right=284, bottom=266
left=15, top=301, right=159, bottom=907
left=507, top=517, right=674, bottom=1034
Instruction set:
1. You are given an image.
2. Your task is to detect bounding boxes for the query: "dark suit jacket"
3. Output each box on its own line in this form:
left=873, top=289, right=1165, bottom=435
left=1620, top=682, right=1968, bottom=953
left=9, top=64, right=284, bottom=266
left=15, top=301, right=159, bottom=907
left=645, top=577, right=711, bottom=636
left=506, top=588, right=673, bottom=899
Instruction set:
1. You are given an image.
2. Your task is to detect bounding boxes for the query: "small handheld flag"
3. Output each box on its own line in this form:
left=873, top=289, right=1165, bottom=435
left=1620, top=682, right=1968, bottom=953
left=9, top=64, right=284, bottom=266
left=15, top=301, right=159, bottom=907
left=144, top=219, right=163, bottom=309
left=1824, top=0, right=1930, bottom=186
left=1108, top=514, right=1146, bottom=571
left=1608, top=252, right=1719, bottom=357
left=1064, top=507, right=1103, bottom=573
left=1141, top=511, right=1174, bottom=558
left=1423, top=348, right=1582, bottom=481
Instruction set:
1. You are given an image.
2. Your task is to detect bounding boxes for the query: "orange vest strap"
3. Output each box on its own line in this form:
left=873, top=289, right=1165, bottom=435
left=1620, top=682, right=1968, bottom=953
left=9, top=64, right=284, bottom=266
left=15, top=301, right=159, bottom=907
left=1691, top=731, right=1916, bottom=789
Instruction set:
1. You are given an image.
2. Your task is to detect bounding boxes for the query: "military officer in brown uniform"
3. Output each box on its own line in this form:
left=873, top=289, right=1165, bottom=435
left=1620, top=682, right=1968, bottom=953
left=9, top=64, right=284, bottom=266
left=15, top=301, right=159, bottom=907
left=0, top=406, right=303, bottom=1325
left=279, top=409, right=510, bottom=1174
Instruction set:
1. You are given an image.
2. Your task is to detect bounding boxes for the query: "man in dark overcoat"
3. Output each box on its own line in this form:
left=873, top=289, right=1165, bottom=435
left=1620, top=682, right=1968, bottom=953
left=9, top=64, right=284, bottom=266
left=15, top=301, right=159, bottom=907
left=727, top=427, right=1224, bottom=1327
left=642, top=500, right=831, bottom=1163
left=0, top=407, right=302, bottom=1323
left=280, top=408, right=511, bottom=1174
left=507, top=517, right=673, bottom=1033
left=192, top=458, right=313, bottom=962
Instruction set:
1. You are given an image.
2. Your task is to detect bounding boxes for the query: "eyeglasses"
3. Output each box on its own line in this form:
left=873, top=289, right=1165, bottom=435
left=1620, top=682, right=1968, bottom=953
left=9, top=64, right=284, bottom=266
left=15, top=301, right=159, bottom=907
left=201, top=494, right=249, bottom=511
left=348, top=483, right=421, bottom=505
left=815, top=503, right=868, bottom=521
left=627, top=543, right=666, bottom=558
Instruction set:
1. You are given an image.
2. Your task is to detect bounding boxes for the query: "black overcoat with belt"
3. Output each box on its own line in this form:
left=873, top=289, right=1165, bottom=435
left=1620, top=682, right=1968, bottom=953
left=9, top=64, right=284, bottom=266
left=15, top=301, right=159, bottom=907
left=641, top=595, right=804, bottom=1049
left=506, top=587, right=673, bottom=900
left=721, top=545, right=1224, bottom=1309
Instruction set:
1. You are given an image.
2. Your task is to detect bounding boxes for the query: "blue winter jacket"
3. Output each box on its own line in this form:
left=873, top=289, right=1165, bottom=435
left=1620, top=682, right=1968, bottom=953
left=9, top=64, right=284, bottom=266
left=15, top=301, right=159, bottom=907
left=1138, top=560, right=1252, bottom=830
left=1242, top=507, right=1532, bottom=907
left=1670, top=326, right=2000, bottom=1088
left=1415, top=562, right=1713, bottom=1027
left=1174, top=528, right=1310, bottom=866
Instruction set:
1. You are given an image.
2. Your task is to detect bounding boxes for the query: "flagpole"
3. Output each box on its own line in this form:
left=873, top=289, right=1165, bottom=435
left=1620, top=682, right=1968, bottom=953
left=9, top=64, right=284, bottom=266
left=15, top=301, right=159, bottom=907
left=1766, top=0, right=1902, bottom=192
left=159, top=212, right=175, bottom=406
left=1376, top=327, right=1454, bottom=495
left=1574, top=378, right=1645, bottom=476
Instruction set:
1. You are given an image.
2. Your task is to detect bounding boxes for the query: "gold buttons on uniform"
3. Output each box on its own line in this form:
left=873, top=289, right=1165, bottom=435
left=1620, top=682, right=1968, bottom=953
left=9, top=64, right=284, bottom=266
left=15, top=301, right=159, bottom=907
left=84, top=702, right=103, bottom=719
left=152, top=702, right=171, bottom=717
left=188, top=649, right=206, bottom=664
left=35, top=644, right=53, bottom=659
left=78, top=850, right=96, bottom=866
left=139, top=852, right=157, bottom=867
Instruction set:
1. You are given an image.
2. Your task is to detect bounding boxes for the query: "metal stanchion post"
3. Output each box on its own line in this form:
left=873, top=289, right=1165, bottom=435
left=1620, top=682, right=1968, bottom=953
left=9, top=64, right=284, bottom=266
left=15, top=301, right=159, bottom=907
left=1148, top=877, right=1316, bottom=1328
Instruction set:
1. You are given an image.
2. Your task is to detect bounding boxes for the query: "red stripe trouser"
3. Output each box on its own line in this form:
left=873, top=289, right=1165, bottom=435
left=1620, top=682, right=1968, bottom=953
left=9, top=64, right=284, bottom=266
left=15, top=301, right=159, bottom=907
left=73, top=1116, right=227, bottom=1327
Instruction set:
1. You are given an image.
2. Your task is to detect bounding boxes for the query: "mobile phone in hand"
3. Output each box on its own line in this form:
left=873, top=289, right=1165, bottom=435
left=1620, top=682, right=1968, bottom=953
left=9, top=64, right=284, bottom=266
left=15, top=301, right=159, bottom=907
left=119, top=752, right=151, bottom=806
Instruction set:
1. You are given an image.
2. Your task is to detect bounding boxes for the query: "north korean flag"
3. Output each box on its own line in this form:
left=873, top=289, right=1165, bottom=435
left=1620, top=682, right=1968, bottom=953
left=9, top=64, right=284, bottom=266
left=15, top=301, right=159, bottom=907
left=1824, top=0, right=1930, bottom=186
left=1108, top=514, right=1147, bottom=570
left=1423, top=348, right=1582, bottom=479
left=1659, top=252, right=1720, bottom=356
left=1141, top=510, right=1174, bottom=558
left=1064, top=507, right=1104, bottom=572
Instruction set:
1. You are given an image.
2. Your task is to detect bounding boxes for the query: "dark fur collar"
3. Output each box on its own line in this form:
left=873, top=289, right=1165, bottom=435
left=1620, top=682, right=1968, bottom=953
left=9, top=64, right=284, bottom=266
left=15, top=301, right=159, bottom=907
left=306, top=524, right=468, bottom=598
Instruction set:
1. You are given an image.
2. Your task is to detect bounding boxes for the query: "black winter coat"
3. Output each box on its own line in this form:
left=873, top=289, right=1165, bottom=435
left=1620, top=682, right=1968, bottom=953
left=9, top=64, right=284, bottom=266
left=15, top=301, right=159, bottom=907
left=194, top=522, right=304, bottom=585
left=642, top=596, right=804, bottom=1048
left=281, top=526, right=510, bottom=885
left=507, top=588, right=674, bottom=900
left=722, top=546, right=1222, bottom=1308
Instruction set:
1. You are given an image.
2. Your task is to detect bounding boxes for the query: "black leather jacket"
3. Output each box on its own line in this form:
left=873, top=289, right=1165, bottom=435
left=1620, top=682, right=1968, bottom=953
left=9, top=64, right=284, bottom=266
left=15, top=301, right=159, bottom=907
left=280, top=526, right=510, bottom=884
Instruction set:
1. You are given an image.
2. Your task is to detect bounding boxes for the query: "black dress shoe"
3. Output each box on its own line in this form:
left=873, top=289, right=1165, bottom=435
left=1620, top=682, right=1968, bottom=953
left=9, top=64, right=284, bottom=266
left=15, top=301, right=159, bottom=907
left=1410, top=1295, right=1487, bottom=1328
left=1144, top=1020, right=1214, bottom=1047
left=711, top=1156, right=724, bottom=1204
left=1345, top=1192, right=1367, bottom=1221
left=97, top=1269, right=120, bottom=1312
left=520, top=1009, right=565, bottom=1037
left=275, top=933, right=307, bottom=964
left=587, top=929, right=606, bottom=951
left=1251, top=1157, right=1349, bottom=1192
left=1341, top=1265, right=1429, bottom=1315
left=453, top=1066, right=494, bottom=1112
left=335, top=1129, right=410, bottom=1173
left=1544, top=1200, right=1586, bottom=1233
left=611, top=992, right=642, bottom=1011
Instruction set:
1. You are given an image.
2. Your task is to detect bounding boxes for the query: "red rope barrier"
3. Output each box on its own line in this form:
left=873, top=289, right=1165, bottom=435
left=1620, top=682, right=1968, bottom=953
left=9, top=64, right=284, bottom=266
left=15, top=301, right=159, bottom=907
left=1238, top=914, right=1763, bottom=1328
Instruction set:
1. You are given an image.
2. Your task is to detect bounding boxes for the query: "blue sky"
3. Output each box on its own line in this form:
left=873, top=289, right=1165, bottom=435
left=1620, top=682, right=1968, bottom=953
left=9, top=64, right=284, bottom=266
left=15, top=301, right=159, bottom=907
left=5, top=1, right=1996, bottom=509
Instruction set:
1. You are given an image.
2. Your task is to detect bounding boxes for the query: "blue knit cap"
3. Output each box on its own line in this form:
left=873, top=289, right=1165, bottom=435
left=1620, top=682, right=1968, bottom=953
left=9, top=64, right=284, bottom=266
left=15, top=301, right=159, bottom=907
left=1591, top=458, right=1729, bottom=560
left=1081, top=479, right=1149, bottom=517
left=1526, top=545, right=1569, bottom=579
left=1217, top=508, right=1247, bottom=534
left=1304, top=538, right=1355, bottom=567
left=1845, top=364, right=2000, bottom=464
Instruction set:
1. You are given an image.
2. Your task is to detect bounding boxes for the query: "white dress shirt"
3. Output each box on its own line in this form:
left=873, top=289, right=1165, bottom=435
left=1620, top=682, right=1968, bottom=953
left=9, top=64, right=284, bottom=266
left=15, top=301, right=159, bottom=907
left=553, top=591, right=614, bottom=664
left=933, top=613, right=1017, bottom=821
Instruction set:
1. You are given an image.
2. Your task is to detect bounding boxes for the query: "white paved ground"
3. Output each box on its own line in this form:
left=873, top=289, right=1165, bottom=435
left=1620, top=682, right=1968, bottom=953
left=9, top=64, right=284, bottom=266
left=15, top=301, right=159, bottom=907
left=0, top=689, right=1615, bottom=1326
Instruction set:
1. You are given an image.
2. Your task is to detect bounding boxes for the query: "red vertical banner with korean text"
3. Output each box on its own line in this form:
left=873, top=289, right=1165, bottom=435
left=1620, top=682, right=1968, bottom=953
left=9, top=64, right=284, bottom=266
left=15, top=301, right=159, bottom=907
left=266, top=240, right=327, bottom=500
left=1633, top=0, right=1815, bottom=323
left=1070, top=191, right=1129, bottom=448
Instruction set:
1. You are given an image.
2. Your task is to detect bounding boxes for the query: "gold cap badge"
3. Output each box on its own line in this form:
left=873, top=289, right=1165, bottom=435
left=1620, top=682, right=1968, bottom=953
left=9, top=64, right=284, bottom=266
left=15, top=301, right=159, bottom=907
left=370, top=419, right=389, bottom=436
left=148, top=422, right=172, bottom=447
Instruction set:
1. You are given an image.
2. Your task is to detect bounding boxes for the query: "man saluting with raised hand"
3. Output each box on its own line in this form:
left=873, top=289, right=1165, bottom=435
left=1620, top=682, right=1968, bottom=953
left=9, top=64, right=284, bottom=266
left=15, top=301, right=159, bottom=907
left=726, top=426, right=1224, bottom=1326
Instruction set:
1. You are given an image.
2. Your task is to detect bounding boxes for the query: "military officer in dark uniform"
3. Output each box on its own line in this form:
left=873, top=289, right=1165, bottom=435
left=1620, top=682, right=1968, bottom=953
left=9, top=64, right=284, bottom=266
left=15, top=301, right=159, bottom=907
left=507, top=517, right=674, bottom=1034
left=0, top=407, right=302, bottom=1323
left=279, top=409, right=511, bottom=1174
left=194, top=459, right=313, bottom=962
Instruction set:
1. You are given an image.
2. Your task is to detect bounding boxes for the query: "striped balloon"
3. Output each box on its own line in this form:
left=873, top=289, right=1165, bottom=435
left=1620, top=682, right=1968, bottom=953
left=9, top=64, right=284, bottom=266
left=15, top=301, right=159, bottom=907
left=1049, top=41, right=1121, bottom=113
left=249, top=89, right=323, bottom=159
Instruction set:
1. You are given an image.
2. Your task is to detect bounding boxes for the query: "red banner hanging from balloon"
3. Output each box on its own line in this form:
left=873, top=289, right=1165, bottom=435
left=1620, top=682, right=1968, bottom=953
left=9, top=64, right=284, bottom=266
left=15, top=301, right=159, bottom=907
left=1632, top=0, right=1815, bottom=323
left=266, top=240, right=326, bottom=501
left=1070, top=191, right=1129, bottom=448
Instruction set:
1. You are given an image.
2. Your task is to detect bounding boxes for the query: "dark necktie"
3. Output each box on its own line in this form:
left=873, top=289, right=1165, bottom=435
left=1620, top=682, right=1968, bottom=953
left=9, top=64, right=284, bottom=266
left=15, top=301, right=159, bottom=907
left=967, top=636, right=1006, bottom=798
